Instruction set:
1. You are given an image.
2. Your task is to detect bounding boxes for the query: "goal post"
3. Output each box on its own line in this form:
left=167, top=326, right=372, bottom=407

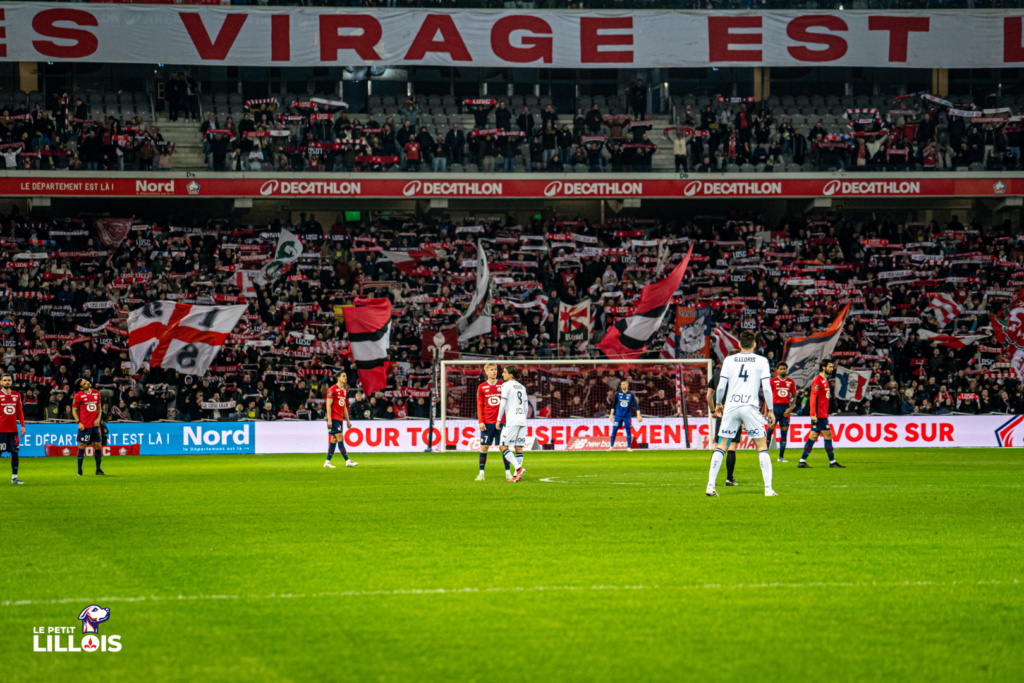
left=439, top=358, right=714, bottom=452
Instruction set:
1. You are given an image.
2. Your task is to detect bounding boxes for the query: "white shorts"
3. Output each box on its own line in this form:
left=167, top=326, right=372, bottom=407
left=718, top=406, right=767, bottom=441
left=500, top=424, right=527, bottom=447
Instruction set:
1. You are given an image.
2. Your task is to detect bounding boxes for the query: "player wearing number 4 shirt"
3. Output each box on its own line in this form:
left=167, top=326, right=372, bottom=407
left=496, top=365, right=528, bottom=483
left=769, top=363, right=797, bottom=463
left=324, top=372, right=357, bottom=469
left=73, top=379, right=105, bottom=476
left=0, top=373, right=27, bottom=484
left=799, top=359, right=846, bottom=469
left=475, top=362, right=511, bottom=482
left=708, top=330, right=778, bottom=498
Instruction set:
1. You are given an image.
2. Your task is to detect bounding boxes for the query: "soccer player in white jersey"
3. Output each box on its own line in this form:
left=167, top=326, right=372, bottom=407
left=496, top=365, right=528, bottom=483
left=707, top=330, right=779, bottom=498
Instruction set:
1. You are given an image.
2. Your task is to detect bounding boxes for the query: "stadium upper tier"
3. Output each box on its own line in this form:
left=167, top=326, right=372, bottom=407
left=5, top=90, right=1023, bottom=174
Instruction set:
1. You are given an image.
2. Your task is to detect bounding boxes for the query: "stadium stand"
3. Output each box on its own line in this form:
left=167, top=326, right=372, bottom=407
left=3, top=91, right=1020, bottom=173
left=4, top=210, right=1023, bottom=424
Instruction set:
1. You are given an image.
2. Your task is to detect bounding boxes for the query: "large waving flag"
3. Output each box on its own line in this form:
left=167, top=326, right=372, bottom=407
left=782, top=302, right=851, bottom=388
left=835, top=366, right=871, bottom=401
left=346, top=297, right=392, bottom=394
left=923, top=293, right=964, bottom=328
left=457, top=242, right=492, bottom=343
left=598, top=245, right=693, bottom=359
left=917, top=329, right=988, bottom=349
left=127, top=302, right=247, bottom=376
left=254, top=228, right=303, bottom=286
left=382, top=247, right=444, bottom=274
left=711, top=326, right=740, bottom=361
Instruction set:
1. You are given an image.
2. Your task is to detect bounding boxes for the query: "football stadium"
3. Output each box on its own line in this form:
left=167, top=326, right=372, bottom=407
left=1, top=2, right=1023, bottom=681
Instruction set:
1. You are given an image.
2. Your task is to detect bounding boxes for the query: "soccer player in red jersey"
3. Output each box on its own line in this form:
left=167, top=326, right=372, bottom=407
left=0, top=373, right=27, bottom=484
left=798, top=358, right=846, bottom=468
left=475, top=362, right=509, bottom=481
left=769, top=362, right=797, bottom=463
left=324, top=371, right=357, bottom=469
left=72, top=378, right=105, bottom=476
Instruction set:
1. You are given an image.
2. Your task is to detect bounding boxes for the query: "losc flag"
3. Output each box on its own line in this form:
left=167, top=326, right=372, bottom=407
left=835, top=366, right=872, bottom=401
left=558, top=299, right=591, bottom=351
left=783, top=303, right=850, bottom=388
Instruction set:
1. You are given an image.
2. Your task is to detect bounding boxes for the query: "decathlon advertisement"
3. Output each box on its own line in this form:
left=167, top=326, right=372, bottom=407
left=18, top=416, right=1024, bottom=456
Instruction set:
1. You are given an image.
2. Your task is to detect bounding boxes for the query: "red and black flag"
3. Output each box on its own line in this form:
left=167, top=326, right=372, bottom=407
left=597, top=245, right=693, bottom=359
left=346, top=297, right=392, bottom=394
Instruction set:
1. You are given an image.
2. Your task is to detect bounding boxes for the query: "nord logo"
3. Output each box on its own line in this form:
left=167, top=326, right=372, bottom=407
left=136, top=180, right=174, bottom=194
left=183, top=425, right=250, bottom=446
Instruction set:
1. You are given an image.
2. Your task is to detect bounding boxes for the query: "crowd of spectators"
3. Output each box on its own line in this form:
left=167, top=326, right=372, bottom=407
left=3, top=87, right=1020, bottom=174
left=670, top=95, right=1022, bottom=173
left=2, top=203, right=1024, bottom=423
left=0, top=95, right=175, bottom=171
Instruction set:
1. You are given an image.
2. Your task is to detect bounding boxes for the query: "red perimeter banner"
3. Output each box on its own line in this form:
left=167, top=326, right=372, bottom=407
left=0, top=175, right=1018, bottom=199
left=3, top=6, right=1024, bottom=68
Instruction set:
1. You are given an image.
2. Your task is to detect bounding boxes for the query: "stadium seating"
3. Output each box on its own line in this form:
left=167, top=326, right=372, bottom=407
left=6, top=87, right=1017, bottom=173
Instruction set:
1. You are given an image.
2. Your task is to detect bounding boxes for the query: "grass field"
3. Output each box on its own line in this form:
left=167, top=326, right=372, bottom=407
left=1, top=447, right=1022, bottom=683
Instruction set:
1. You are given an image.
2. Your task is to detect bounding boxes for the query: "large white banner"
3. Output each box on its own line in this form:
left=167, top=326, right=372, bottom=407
left=2, top=6, right=1024, bottom=68
left=256, top=415, right=1024, bottom=453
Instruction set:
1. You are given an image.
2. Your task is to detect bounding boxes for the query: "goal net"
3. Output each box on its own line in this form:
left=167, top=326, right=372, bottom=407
left=440, top=359, right=713, bottom=451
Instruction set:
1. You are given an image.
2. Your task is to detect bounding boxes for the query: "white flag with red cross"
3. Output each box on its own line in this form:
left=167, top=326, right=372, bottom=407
left=234, top=270, right=257, bottom=297
left=127, top=302, right=247, bottom=376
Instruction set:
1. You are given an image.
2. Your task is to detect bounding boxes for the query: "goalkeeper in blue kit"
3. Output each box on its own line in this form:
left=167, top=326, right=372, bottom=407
left=608, top=378, right=642, bottom=451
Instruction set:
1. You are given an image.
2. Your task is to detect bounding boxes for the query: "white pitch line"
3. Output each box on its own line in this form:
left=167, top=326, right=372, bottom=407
left=1, top=579, right=1018, bottom=608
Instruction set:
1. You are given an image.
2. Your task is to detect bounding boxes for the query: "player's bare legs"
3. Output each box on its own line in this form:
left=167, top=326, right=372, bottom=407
left=708, top=406, right=777, bottom=497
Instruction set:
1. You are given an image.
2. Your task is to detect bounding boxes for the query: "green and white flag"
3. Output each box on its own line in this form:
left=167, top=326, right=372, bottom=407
left=254, top=229, right=303, bottom=286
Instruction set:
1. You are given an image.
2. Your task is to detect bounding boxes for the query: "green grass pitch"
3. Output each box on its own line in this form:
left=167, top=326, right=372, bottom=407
left=1, top=448, right=1022, bottom=683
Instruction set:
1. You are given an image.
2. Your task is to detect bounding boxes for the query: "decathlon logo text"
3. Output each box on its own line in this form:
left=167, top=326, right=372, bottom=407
left=259, top=180, right=361, bottom=196
left=544, top=181, right=642, bottom=197
left=823, top=180, right=920, bottom=196
left=405, top=181, right=503, bottom=196
left=681, top=181, right=781, bottom=196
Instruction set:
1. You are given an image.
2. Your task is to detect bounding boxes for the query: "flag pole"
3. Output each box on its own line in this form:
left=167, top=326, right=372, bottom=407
left=427, top=346, right=438, bottom=453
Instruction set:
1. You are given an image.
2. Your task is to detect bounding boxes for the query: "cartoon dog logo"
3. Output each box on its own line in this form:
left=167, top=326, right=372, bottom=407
left=78, top=604, right=111, bottom=634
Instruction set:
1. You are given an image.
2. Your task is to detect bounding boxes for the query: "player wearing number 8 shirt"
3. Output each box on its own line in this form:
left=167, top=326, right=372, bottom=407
left=0, top=373, right=27, bottom=484
left=707, top=330, right=778, bottom=498
left=72, top=378, right=105, bottom=476
left=496, top=365, right=528, bottom=483
left=475, top=362, right=510, bottom=482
